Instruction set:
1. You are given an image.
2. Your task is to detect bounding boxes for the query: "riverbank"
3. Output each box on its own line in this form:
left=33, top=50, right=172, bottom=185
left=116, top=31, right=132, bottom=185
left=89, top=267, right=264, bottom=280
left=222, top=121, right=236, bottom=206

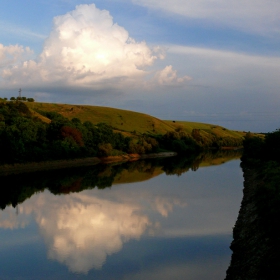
left=0, top=152, right=177, bottom=176
left=225, top=163, right=280, bottom=279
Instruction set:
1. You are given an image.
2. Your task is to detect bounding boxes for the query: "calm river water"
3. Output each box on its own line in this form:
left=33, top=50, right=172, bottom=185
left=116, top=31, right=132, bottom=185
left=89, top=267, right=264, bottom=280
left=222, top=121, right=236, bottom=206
left=0, top=152, right=243, bottom=280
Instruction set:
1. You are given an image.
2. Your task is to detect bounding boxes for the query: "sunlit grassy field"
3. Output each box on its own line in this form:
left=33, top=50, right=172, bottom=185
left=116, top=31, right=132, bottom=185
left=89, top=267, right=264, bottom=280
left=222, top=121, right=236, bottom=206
left=26, top=102, right=250, bottom=140
left=26, top=102, right=175, bottom=135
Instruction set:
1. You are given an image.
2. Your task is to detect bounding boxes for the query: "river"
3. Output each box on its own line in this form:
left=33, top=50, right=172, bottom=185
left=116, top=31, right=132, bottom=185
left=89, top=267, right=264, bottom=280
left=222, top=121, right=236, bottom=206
left=0, top=151, right=243, bottom=280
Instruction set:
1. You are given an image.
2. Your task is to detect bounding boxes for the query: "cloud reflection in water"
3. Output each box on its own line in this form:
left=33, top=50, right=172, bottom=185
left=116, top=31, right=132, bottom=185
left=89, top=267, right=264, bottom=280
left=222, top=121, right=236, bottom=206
left=0, top=159, right=243, bottom=277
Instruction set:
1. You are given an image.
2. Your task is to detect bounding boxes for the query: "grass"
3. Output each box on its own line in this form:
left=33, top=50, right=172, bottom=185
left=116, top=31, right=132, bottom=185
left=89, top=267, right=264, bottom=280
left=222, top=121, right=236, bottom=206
left=25, top=101, right=263, bottom=142
left=164, top=120, right=247, bottom=138
left=113, top=165, right=164, bottom=185
left=26, top=102, right=175, bottom=135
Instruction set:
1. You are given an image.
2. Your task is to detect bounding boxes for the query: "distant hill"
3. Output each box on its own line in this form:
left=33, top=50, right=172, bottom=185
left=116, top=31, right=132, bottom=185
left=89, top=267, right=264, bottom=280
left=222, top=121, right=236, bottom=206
left=0, top=100, right=264, bottom=167
left=26, top=102, right=249, bottom=141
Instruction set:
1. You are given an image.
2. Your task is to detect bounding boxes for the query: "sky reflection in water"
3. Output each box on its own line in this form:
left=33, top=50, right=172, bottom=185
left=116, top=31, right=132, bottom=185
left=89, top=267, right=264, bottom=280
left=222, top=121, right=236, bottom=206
left=0, top=158, right=243, bottom=279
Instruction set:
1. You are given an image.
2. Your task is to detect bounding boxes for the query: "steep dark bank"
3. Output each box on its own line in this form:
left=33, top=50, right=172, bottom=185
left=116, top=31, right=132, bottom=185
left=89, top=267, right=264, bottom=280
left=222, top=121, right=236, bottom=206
left=225, top=130, right=280, bottom=279
left=225, top=164, right=280, bottom=279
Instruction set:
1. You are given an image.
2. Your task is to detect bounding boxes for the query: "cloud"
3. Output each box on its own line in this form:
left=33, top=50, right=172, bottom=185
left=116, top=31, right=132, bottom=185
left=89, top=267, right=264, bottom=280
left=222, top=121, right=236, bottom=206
left=0, top=44, right=33, bottom=68
left=0, top=4, right=173, bottom=91
left=154, top=196, right=187, bottom=217
left=132, top=0, right=280, bottom=35
left=166, top=45, right=280, bottom=90
left=22, top=191, right=152, bottom=274
left=0, top=167, right=242, bottom=273
left=0, top=188, right=187, bottom=274
left=0, top=206, right=31, bottom=229
left=154, top=65, right=192, bottom=86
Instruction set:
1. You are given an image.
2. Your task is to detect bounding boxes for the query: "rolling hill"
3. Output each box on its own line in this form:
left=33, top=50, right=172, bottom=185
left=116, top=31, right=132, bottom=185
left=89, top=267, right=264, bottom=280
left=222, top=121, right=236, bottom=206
left=26, top=102, right=248, bottom=141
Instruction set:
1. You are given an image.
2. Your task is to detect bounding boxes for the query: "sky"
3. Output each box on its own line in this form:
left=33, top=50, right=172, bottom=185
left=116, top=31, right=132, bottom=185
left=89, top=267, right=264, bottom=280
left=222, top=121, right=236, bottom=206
left=0, top=0, right=280, bottom=132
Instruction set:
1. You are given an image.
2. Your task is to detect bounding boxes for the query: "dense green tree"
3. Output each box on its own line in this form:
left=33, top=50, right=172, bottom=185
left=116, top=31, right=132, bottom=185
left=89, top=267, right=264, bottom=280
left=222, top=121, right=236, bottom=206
left=0, top=101, right=235, bottom=164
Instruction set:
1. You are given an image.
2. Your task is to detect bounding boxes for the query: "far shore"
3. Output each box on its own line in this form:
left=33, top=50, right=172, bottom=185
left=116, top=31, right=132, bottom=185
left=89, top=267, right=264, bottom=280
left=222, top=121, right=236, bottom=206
left=0, top=152, right=177, bottom=176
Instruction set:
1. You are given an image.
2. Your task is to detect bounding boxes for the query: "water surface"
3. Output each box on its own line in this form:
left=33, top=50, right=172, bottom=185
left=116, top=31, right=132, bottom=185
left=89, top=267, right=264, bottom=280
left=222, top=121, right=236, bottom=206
left=0, top=153, right=243, bottom=279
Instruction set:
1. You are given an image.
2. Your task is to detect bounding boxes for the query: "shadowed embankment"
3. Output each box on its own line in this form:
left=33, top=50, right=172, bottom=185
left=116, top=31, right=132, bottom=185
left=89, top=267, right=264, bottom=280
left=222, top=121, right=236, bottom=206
left=225, top=162, right=280, bottom=279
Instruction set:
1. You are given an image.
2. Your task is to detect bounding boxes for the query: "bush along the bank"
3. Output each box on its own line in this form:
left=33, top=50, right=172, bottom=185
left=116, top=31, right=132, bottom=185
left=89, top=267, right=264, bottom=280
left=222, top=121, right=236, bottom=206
left=0, top=101, right=241, bottom=164
left=0, top=102, right=200, bottom=164
left=159, top=129, right=201, bottom=154
left=241, top=129, right=280, bottom=166
left=0, top=102, right=132, bottom=164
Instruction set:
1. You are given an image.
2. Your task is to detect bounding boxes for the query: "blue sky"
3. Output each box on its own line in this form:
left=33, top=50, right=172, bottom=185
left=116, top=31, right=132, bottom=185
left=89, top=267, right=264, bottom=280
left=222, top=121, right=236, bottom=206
left=1, top=0, right=280, bottom=132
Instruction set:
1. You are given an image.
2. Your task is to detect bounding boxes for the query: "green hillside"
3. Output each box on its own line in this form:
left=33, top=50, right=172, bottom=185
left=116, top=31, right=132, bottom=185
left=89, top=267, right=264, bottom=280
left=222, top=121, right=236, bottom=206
left=1, top=100, right=265, bottom=166
left=26, top=102, right=248, bottom=141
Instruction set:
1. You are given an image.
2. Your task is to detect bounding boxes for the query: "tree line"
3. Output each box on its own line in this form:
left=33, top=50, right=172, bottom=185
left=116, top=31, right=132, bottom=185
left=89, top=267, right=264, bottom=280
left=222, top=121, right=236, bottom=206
left=0, top=101, right=131, bottom=163
left=0, top=100, right=246, bottom=165
left=241, top=130, right=280, bottom=165
left=1, top=97, right=35, bottom=102
left=0, top=101, right=202, bottom=164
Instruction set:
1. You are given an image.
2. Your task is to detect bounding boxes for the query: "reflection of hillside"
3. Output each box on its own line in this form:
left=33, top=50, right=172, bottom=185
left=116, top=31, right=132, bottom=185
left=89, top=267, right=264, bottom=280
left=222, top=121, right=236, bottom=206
left=191, top=149, right=242, bottom=171
left=0, top=155, right=243, bottom=277
left=0, top=171, right=190, bottom=274
left=0, top=150, right=241, bottom=210
left=113, top=167, right=163, bottom=184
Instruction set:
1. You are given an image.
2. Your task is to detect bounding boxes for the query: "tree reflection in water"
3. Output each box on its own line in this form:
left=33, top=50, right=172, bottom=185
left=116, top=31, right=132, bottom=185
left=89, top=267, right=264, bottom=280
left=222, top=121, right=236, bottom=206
left=0, top=150, right=242, bottom=278
left=0, top=149, right=242, bottom=210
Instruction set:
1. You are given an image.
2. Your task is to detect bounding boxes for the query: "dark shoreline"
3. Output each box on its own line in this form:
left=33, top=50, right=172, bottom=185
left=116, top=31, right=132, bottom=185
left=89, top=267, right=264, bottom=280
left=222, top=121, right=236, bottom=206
left=0, top=152, right=177, bottom=176
left=225, top=163, right=280, bottom=279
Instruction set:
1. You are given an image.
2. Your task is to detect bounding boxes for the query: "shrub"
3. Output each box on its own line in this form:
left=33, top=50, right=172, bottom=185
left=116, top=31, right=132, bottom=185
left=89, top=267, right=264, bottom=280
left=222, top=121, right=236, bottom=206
left=60, top=126, right=84, bottom=147
left=98, top=143, right=113, bottom=157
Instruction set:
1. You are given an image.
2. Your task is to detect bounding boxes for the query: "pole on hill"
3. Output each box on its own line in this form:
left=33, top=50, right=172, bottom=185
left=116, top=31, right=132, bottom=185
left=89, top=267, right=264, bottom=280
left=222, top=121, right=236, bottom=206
left=18, top=88, right=22, bottom=98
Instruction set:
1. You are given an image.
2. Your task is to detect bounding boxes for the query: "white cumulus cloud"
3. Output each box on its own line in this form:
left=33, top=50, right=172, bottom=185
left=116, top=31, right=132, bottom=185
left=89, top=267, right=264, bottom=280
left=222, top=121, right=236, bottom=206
left=154, top=196, right=187, bottom=217
left=0, top=187, right=188, bottom=274
left=155, top=65, right=192, bottom=86
left=1, top=4, right=179, bottom=91
left=20, top=191, right=152, bottom=274
left=0, top=44, right=33, bottom=68
left=0, top=205, right=31, bottom=229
